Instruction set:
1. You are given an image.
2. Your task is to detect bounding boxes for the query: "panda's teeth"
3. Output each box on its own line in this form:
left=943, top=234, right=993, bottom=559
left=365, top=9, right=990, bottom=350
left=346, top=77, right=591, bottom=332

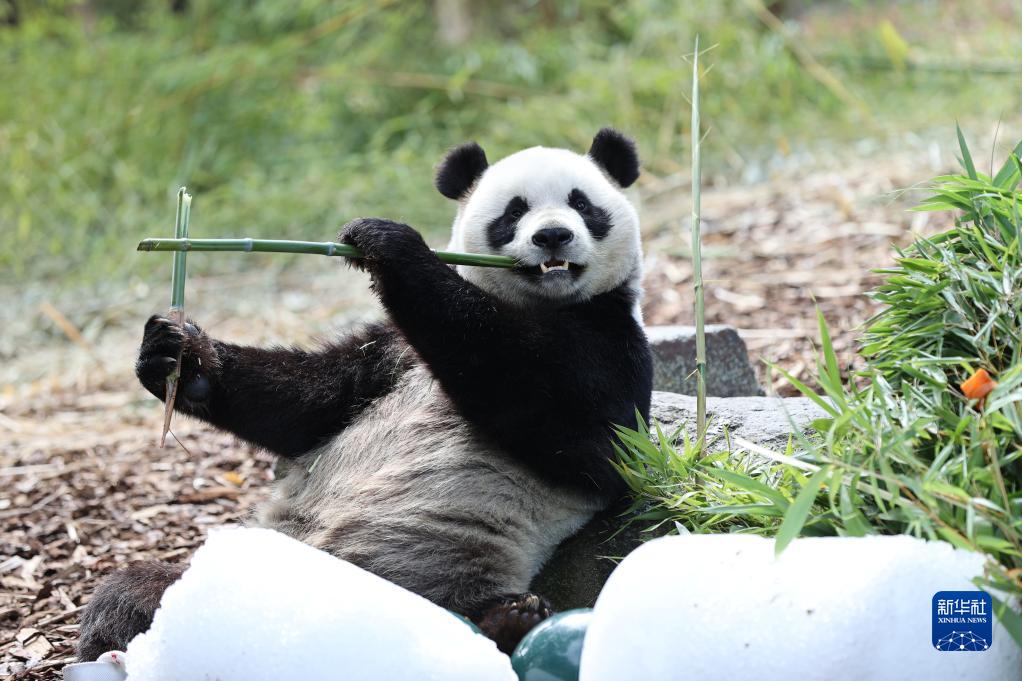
left=540, top=260, right=570, bottom=274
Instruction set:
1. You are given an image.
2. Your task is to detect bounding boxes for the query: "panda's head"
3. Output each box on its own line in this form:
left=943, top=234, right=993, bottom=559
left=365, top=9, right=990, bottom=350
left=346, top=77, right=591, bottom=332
left=438, top=128, right=643, bottom=314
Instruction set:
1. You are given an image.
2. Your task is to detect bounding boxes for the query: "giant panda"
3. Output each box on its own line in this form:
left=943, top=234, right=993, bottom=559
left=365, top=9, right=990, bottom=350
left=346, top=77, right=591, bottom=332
left=78, top=128, right=653, bottom=659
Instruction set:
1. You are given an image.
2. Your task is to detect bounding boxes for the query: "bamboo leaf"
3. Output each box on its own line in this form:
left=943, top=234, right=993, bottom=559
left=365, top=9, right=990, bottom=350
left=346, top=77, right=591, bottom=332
left=993, top=139, right=1022, bottom=187
left=703, top=467, right=791, bottom=510
left=956, top=123, right=978, bottom=180
left=772, top=364, right=840, bottom=417
left=989, top=592, right=1022, bottom=650
left=838, top=484, right=872, bottom=537
left=701, top=504, right=786, bottom=518
left=775, top=467, right=828, bottom=556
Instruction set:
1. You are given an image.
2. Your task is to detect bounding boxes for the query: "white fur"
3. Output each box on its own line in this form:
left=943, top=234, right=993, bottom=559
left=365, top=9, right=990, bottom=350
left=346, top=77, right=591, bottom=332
left=258, top=365, right=601, bottom=609
left=446, top=146, right=644, bottom=320
left=255, top=143, right=644, bottom=610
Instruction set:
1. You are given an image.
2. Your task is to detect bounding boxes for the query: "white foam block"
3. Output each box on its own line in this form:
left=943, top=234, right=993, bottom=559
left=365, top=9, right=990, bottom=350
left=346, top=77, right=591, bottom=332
left=579, top=534, right=1022, bottom=681
left=124, top=527, right=515, bottom=681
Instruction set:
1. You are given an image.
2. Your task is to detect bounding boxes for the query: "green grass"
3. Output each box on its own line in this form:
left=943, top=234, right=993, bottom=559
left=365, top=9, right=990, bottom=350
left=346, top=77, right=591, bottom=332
left=2, top=1, right=1021, bottom=287
left=615, top=129, right=1022, bottom=644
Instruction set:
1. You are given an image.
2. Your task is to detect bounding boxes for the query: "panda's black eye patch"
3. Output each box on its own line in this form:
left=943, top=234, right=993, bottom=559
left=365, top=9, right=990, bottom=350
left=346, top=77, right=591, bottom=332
left=568, top=189, right=611, bottom=239
left=486, top=196, right=529, bottom=249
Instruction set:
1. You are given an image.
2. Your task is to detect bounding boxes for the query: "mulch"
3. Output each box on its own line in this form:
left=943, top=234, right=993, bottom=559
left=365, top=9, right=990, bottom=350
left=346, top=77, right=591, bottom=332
left=0, top=145, right=956, bottom=677
left=1, top=383, right=274, bottom=676
left=641, top=153, right=946, bottom=394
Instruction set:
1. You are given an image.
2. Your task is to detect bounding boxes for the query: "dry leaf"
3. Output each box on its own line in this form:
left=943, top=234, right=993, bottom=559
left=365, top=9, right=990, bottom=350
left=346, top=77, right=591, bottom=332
left=178, top=487, right=241, bottom=504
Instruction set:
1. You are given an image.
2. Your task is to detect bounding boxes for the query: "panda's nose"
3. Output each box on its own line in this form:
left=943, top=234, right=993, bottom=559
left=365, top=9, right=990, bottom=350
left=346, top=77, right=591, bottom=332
left=532, top=227, right=574, bottom=248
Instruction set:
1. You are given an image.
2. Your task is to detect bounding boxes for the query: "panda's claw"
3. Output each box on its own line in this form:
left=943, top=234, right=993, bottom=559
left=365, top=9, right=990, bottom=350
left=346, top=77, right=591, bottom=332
left=474, top=592, right=553, bottom=654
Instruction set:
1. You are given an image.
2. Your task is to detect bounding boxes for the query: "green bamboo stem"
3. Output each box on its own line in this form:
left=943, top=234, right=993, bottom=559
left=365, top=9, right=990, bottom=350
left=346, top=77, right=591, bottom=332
left=138, top=237, right=518, bottom=269
left=162, top=187, right=192, bottom=447
left=691, top=36, right=707, bottom=451
left=169, top=191, right=192, bottom=314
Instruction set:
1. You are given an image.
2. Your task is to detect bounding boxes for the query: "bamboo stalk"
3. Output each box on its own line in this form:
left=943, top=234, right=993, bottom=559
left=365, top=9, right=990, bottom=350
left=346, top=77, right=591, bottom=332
left=168, top=194, right=191, bottom=316
left=137, top=237, right=518, bottom=269
left=691, top=36, right=707, bottom=452
left=161, top=188, right=191, bottom=447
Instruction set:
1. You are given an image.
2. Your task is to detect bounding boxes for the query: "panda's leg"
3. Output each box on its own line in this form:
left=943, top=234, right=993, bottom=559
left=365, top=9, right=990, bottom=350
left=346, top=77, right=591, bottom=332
left=77, top=561, right=184, bottom=661
left=472, top=592, right=554, bottom=654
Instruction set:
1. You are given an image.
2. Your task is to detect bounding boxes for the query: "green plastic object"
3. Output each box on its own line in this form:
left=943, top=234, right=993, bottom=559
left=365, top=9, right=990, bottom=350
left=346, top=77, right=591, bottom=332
left=449, top=610, right=484, bottom=635
left=510, top=608, right=592, bottom=681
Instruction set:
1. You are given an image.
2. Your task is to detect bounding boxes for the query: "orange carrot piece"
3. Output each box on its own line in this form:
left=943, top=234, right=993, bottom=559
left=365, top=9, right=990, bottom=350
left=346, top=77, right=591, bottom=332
left=961, top=368, right=997, bottom=401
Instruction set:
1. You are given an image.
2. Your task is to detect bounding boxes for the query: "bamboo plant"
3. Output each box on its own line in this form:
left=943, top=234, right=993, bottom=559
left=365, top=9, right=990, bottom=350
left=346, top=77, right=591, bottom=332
left=690, top=36, right=707, bottom=450
left=138, top=237, right=517, bottom=269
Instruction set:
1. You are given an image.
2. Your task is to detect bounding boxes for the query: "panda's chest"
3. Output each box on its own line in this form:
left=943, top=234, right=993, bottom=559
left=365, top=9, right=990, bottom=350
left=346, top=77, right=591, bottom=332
left=266, top=364, right=600, bottom=551
left=312, top=364, right=484, bottom=492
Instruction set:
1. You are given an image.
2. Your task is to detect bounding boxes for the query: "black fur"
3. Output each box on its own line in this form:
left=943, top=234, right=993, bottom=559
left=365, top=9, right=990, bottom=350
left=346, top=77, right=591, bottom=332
left=568, top=188, right=612, bottom=239
left=78, top=561, right=184, bottom=661
left=116, top=216, right=652, bottom=657
left=435, top=142, right=489, bottom=200
left=340, top=217, right=651, bottom=495
left=486, top=196, right=529, bottom=249
left=587, top=127, right=640, bottom=188
left=136, top=218, right=651, bottom=496
left=136, top=318, right=413, bottom=458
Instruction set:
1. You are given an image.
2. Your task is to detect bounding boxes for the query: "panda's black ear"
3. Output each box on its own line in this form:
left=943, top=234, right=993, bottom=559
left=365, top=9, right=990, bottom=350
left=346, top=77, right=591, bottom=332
left=587, top=128, right=640, bottom=188
left=435, top=142, right=489, bottom=200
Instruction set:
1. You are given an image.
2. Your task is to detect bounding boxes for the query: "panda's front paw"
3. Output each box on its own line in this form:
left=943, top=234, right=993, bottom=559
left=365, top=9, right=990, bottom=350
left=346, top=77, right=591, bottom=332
left=136, top=315, right=218, bottom=405
left=339, top=218, right=431, bottom=273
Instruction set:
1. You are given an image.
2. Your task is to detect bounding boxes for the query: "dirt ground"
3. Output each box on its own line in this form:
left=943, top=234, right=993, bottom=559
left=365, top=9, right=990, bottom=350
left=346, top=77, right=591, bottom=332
left=0, top=134, right=987, bottom=676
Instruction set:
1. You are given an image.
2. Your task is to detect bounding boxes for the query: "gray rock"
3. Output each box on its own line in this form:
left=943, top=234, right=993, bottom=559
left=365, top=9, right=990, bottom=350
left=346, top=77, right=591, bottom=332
left=531, top=392, right=826, bottom=611
left=650, top=392, right=826, bottom=451
left=646, top=325, right=763, bottom=397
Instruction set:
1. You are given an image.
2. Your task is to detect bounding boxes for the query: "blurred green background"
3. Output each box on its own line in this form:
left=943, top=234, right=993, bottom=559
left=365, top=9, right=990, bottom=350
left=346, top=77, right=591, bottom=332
left=2, top=0, right=1021, bottom=286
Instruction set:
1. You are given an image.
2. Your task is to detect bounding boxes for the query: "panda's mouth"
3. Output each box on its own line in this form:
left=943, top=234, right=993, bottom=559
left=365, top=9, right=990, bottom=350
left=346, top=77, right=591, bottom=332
left=517, top=259, right=585, bottom=277
left=541, top=258, right=570, bottom=274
